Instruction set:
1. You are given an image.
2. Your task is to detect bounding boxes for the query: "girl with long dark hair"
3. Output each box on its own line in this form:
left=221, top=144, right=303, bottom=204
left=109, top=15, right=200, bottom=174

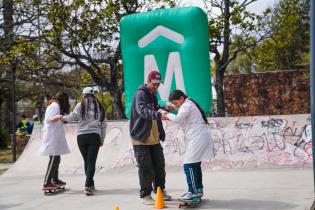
left=52, top=87, right=106, bottom=195
left=40, top=92, right=70, bottom=190
left=161, top=90, right=214, bottom=203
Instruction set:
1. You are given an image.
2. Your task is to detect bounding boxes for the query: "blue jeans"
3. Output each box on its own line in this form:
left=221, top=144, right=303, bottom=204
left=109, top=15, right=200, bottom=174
left=183, top=162, right=203, bottom=194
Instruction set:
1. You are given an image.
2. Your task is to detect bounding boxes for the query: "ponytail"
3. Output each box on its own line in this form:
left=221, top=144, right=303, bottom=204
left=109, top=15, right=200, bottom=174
left=188, top=98, right=208, bottom=124
left=81, top=94, right=105, bottom=121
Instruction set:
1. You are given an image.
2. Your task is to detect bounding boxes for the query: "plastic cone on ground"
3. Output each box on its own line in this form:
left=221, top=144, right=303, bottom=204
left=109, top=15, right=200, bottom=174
left=154, top=186, right=167, bottom=209
left=114, top=206, right=119, bottom=210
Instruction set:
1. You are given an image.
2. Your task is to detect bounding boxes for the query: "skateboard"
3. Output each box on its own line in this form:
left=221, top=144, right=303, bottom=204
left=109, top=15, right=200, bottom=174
left=178, top=197, right=201, bottom=208
left=43, top=186, right=66, bottom=195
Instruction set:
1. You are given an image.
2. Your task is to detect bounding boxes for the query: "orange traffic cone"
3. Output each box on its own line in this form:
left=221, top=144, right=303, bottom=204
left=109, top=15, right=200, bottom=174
left=154, top=186, right=167, bottom=209
left=114, top=206, right=119, bottom=210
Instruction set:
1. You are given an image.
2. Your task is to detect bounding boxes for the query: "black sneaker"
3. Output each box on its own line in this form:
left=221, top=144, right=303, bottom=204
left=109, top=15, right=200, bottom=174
left=54, top=179, right=66, bottom=186
left=84, top=187, right=93, bottom=195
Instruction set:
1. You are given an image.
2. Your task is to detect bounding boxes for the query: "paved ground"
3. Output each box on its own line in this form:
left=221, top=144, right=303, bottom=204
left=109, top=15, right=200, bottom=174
left=0, top=167, right=314, bottom=210
left=0, top=122, right=314, bottom=210
left=0, top=163, right=13, bottom=170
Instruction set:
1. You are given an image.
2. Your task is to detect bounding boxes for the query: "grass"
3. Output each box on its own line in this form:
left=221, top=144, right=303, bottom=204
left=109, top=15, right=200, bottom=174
left=0, top=169, right=7, bottom=176
left=0, top=148, right=21, bottom=163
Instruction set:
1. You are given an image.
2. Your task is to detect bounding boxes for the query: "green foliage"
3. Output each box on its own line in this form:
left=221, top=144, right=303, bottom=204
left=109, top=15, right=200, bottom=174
left=252, top=0, right=310, bottom=71
left=296, top=71, right=310, bottom=82
left=206, top=0, right=272, bottom=116
left=0, top=147, right=22, bottom=163
left=226, top=52, right=253, bottom=74
left=226, top=0, right=310, bottom=74
left=95, top=92, right=114, bottom=119
left=208, top=0, right=268, bottom=58
left=0, top=127, right=10, bottom=149
left=44, top=0, right=118, bottom=54
left=39, top=0, right=176, bottom=119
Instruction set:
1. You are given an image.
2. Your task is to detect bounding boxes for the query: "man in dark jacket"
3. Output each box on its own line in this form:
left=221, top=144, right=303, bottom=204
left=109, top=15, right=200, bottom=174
left=130, top=70, right=172, bottom=205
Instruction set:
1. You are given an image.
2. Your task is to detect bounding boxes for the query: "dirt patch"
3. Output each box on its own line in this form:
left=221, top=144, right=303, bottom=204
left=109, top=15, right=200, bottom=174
left=0, top=169, right=7, bottom=176
left=0, top=148, right=21, bottom=163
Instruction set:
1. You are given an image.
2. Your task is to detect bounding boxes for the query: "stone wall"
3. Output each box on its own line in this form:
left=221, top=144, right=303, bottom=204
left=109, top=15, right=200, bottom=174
left=224, top=70, right=310, bottom=116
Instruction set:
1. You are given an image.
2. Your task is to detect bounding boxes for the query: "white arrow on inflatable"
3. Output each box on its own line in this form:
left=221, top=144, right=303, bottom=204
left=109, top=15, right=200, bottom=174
left=138, top=25, right=186, bottom=100
left=138, top=25, right=184, bottom=48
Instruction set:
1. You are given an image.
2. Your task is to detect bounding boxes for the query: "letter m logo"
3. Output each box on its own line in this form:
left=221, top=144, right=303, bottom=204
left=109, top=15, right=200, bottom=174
left=144, top=52, right=186, bottom=101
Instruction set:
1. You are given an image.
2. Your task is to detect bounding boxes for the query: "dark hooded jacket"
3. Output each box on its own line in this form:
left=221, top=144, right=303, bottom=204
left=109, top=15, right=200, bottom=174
left=129, top=85, right=165, bottom=143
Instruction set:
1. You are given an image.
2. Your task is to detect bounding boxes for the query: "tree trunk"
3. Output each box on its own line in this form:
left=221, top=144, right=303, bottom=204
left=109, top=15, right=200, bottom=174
left=3, top=0, right=14, bottom=41
left=36, top=95, right=45, bottom=121
left=3, top=0, right=15, bottom=133
left=115, top=88, right=126, bottom=119
left=214, top=0, right=230, bottom=117
left=0, top=99, right=2, bottom=129
left=215, top=67, right=225, bottom=117
left=108, top=58, right=126, bottom=120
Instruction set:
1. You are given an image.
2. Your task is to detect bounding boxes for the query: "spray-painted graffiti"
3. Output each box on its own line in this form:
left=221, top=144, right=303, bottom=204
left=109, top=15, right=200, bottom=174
left=112, top=115, right=312, bottom=170
left=11, top=116, right=311, bottom=176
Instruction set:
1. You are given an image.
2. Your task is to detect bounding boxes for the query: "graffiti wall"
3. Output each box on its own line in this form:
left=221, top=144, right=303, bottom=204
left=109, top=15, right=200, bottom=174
left=5, top=114, right=312, bottom=177
left=113, top=114, right=312, bottom=170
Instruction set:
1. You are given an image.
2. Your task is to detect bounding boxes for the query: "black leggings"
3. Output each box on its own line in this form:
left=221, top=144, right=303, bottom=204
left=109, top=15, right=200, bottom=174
left=77, top=133, right=101, bottom=187
left=44, top=155, right=60, bottom=184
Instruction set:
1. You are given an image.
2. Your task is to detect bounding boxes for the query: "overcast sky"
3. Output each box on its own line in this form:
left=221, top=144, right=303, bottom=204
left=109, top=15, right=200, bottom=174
left=247, top=0, right=277, bottom=14
left=181, top=0, right=278, bottom=14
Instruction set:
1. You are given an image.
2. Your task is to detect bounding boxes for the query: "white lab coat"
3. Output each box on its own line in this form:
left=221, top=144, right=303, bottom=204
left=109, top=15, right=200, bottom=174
left=167, top=98, right=214, bottom=164
left=39, top=102, right=70, bottom=156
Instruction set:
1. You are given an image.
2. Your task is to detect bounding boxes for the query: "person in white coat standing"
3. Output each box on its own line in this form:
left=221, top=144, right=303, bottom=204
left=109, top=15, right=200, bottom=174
left=161, top=90, right=214, bottom=202
left=52, top=87, right=106, bottom=195
left=39, top=92, right=71, bottom=190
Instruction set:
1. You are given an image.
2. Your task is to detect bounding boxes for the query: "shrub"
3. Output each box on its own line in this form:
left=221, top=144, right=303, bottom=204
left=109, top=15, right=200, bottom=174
left=0, top=128, right=10, bottom=149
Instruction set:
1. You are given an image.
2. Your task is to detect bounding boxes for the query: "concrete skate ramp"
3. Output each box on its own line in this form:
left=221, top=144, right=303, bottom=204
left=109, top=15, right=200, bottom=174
left=2, top=121, right=132, bottom=177
left=0, top=115, right=313, bottom=210
left=3, top=114, right=312, bottom=178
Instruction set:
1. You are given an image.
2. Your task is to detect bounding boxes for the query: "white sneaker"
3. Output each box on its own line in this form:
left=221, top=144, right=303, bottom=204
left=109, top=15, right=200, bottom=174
left=162, top=190, right=172, bottom=201
left=141, top=195, right=155, bottom=205
left=197, top=188, right=204, bottom=197
left=179, top=192, right=199, bottom=201
left=152, top=190, right=172, bottom=201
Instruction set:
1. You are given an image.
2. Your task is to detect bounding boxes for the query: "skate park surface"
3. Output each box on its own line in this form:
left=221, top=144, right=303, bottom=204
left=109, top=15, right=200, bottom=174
left=0, top=114, right=314, bottom=210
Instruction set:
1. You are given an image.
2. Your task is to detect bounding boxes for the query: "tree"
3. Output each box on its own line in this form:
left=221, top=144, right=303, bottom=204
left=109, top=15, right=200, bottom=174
left=39, top=0, right=176, bottom=119
left=225, top=51, right=254, bottom=74
left=204, top=0, right=273, bottom=116
left=0, top=0, right=59, bottom=130
left=252, top=0, right=310, bottom=72
left=0, top=0, right=83, bottom=147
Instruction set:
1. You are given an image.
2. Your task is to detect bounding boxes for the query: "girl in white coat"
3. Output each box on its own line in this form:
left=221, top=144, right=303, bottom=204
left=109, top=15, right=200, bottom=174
left=161, top=90, right=214, bottom=202
left=52, top=87, right=106, bottom=195
left=39, top=92, right=70, bottom=190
